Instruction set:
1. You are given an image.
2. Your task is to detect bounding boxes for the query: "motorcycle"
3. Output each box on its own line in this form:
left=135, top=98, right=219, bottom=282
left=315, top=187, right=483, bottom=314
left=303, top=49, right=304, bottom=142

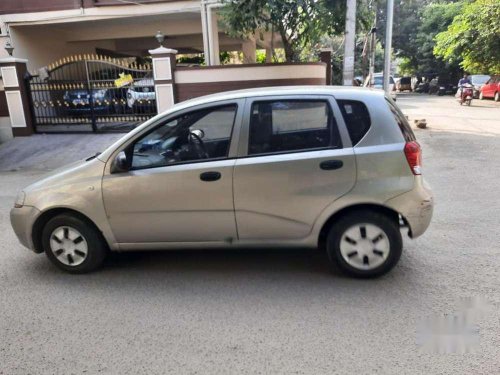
left=457, top=84, right=473, bottom=106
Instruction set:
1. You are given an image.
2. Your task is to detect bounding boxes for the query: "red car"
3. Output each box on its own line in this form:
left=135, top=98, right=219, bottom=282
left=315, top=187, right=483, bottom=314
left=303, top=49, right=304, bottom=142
left=479, top=75, right=499, bottom=101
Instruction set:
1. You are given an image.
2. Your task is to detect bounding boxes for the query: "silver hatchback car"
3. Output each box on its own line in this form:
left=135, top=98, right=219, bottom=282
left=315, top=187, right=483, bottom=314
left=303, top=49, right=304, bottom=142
left=11, top=86, right=433, bottom=277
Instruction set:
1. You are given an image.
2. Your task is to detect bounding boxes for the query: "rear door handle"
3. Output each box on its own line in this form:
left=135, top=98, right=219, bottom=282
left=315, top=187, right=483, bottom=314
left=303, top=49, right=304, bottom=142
left=200, top=171, right=221, bottom=182
left=320, top=160, right=343, bottom=170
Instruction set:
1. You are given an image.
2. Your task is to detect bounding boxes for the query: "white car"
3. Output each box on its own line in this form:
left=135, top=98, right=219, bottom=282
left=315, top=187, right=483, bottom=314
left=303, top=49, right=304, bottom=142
left=127, top=77, right=155, bottom=108
left=364, top=73, right=397, bottom=101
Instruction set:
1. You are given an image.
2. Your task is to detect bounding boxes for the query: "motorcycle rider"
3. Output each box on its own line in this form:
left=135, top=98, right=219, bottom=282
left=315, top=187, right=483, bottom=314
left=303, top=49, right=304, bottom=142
left=456, top=73, right=472, bottom=98
left=458, top=73, right=471, bottom=86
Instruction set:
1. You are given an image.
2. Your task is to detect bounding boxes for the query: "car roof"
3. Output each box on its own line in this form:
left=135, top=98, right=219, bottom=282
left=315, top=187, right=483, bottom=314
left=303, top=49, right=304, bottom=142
left=169, top=85, right=385, bottom=112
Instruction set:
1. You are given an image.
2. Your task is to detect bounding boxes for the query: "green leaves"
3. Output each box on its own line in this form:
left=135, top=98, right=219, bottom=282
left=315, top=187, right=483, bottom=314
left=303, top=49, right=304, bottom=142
left=220, top=0, right=370, bottom=62
left=434, top=0, right=500, bottom=74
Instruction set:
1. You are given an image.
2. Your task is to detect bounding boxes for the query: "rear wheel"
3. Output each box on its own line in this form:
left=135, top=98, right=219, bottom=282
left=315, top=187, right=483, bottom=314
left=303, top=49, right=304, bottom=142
left=42, top=214, right=107, bottom=273
left=326, top=211, right=402, bottom=278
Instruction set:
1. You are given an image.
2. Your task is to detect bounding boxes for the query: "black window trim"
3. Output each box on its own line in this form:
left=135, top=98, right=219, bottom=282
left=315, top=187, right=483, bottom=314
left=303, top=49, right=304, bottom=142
left=127, top=103, right=239, bottom=172
left=336, top=98, right=372, bottom=146
left=245, top=98, right=343, bottom=158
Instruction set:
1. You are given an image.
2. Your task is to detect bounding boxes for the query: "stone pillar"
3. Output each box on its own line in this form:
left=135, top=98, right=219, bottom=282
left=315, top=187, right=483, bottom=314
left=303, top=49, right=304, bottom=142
left=0, top=57, right=34, bottom=136
left=201, top=4, right=220, bottom=66
left=208, top=10, right=220, bottom=66
left=149, top=46, right=178, bottom=113
left=320, top=48, right=333, bottom=85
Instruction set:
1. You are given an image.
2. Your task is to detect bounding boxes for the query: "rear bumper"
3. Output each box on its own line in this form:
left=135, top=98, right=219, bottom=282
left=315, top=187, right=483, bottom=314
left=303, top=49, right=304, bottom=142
left=10, top=206, right=40, bottom=251
left=385, top=177, right=434, bottom=238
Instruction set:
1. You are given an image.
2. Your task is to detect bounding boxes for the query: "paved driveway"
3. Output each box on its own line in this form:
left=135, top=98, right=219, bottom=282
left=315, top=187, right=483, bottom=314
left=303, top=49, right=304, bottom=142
left=0, top=94, right=499, bottom=374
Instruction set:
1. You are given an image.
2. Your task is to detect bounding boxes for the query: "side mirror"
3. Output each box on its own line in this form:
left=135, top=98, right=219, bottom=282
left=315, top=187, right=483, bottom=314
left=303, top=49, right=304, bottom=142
left=111, top=151, right=129, bottom=173
left=191, top=129, right=205, bottom=139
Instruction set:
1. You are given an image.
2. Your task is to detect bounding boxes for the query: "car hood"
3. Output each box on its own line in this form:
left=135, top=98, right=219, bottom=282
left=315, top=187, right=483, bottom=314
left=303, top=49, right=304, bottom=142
left=23, top=158, right=105, bottom=205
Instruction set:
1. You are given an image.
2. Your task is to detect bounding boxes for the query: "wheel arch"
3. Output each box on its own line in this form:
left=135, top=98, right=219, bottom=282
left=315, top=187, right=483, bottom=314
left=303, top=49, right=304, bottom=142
left=317, top=203, right=407, bottom=248
left=32, top=207, right=109, bottom=254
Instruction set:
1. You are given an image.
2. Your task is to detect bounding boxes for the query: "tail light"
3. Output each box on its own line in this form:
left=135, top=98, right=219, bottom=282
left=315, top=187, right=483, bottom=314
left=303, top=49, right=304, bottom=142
left=404, top=141, right=422, bottom=175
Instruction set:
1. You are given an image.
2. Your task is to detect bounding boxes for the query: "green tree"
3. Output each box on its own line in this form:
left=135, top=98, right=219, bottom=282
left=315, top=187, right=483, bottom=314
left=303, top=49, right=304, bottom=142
left=220, top=0, right=370, bottom=62
left=378, top=0, right=463, bottom=77
left=414, top=1, right=464, bottom=76
left=435, top=0, right=500, bottom=74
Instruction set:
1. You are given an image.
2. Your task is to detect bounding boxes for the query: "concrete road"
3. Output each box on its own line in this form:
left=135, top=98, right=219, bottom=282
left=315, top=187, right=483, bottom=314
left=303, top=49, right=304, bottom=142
left=1, top=94, right=499, bottom=374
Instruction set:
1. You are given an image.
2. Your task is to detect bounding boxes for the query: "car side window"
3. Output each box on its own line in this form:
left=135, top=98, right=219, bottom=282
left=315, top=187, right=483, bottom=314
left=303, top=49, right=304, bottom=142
left=337, top=100, right=371, bottom=145
left=248, top=100, right=340, bottom=155
left=130, top=104, right=237, bottom=170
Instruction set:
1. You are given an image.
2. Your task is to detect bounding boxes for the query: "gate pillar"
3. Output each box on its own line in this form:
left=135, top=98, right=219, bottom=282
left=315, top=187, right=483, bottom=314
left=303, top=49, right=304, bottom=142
left=0, top=57, right=34, bottom=137
left=149, top=46, right=178, bottom=113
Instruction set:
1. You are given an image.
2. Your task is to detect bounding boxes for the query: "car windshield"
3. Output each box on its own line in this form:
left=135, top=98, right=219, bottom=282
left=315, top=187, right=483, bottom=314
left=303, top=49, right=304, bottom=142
left=374, top=76, right=394, bottom=85
left=471, top=75, right=490, bottom=85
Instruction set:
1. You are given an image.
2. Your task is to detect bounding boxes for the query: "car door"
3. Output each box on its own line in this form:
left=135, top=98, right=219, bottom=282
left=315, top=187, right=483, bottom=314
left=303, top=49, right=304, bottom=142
left=233, top=95, right=356, bottom=240
left=102, top=100, right=244, bottom=245
left=484, top=77, right=496, bottom=97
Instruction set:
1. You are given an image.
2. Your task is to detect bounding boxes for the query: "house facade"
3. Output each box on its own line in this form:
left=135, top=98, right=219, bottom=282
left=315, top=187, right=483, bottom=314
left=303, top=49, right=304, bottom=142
left=0, top=1, right=330, bottom=142
left=0, top=0, right=276, bottom=71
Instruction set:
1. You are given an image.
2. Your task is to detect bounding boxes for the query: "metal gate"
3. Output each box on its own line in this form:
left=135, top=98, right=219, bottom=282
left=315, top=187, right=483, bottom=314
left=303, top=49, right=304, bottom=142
left=27, top=55, right=157, bottom=132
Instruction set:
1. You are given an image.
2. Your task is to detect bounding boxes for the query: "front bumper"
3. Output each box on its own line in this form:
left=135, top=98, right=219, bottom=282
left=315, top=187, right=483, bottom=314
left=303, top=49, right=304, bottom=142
left=10, top=206, right=41, bottom=251
left=385, top=177, right=434, bottom=238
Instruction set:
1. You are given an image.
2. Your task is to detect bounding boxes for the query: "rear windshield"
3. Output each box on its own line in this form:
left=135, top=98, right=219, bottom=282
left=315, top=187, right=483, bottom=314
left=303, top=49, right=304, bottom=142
left=471, top=75, right=490, bottom=85
left=337, top=100, right=371, bottom=145
left=385, top=98, right=416, bottom=141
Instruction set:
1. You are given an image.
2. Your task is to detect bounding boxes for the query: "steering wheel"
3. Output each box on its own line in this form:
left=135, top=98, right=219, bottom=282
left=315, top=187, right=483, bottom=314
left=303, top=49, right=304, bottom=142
left=188, top=131, right=209, bottom=159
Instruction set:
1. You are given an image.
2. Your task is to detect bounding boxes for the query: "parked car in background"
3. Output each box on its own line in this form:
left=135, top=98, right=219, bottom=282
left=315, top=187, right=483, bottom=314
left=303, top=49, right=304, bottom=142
left=428, top=77, right=458, bottom=96
left=10, top=86, right=433, bottom=278
left=397, top=77, right=412, bottom=92
left=470, top=74, right=490, bottom=98
left=127, top=75, right=155, bottom=109
left=363, top=73, right=397, bottom=100
left=63, top=88, right=114, bottom=114
left=479, top=75, right=499, bottom=101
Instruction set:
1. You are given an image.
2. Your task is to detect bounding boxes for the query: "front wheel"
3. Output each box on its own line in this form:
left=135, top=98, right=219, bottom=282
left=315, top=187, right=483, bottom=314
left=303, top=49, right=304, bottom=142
left=326, top=211, right=403, bottom=278
left=42, top=214, right=107, bottom=273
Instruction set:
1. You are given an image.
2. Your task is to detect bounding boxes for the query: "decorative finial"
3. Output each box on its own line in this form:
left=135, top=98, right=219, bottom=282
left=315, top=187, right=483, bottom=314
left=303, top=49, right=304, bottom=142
left=155, top=31, right=165, bottom=46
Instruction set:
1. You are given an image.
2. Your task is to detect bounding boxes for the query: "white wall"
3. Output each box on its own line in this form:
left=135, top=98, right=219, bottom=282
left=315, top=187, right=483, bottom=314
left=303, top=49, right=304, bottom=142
left=175, top=64, right=327, bottom=84
left=9, top=26, right=118, bottom=71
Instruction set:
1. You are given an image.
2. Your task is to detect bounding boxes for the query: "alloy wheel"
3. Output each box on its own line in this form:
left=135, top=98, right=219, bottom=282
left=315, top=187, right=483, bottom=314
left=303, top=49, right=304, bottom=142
left=339, top=223, right=390, bottom=271
left=49, top=226, right=88, bottom=266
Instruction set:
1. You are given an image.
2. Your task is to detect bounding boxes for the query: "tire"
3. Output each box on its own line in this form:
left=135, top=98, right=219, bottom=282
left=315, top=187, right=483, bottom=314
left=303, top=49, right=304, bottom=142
left=495, top=92, right=499, bottom=102
left=42, top=213, right=107, bottom=273
left=467, top=99, right=472, bottom=106
left=479, top=92, right=484, bottom=100
left=326, top=210, right=402, bottom=278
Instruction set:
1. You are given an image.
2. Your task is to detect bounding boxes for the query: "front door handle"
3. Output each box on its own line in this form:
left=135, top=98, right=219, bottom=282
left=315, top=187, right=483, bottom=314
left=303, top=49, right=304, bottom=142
left=320, top=160, right=344, bottom=170
left=200, top=171, right=221, bottom=182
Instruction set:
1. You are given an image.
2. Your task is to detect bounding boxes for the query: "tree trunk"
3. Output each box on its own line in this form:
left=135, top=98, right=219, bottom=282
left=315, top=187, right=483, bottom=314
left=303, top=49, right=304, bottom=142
left=279, top=28, right=296, bottom=62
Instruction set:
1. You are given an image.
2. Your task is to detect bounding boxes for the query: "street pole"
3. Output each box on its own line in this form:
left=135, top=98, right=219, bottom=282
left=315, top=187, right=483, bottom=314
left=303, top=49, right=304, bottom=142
left=343, top=0, right=357, bottom=86
left=369, top=5, right=377, bottom=86
left=383, top=0, right=394, bottom=93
